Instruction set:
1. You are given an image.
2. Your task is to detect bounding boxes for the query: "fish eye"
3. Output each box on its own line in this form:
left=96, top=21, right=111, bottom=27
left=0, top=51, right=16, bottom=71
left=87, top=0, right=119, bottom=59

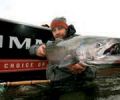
left=96, top=42, right=102, bottom=48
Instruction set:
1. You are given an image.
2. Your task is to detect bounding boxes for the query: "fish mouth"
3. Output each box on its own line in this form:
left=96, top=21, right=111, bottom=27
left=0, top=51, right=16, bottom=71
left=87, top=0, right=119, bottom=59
left=104, top=43, right=120, bottom=55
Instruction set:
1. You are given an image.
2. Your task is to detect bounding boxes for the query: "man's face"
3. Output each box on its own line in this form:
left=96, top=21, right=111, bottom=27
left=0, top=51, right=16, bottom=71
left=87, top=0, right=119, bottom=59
left=52, top=26, right=67, bottom=39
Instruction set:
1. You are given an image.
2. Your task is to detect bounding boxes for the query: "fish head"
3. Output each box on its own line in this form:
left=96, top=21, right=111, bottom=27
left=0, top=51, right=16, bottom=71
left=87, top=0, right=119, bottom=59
left=94, top=39, right=120, bottom=57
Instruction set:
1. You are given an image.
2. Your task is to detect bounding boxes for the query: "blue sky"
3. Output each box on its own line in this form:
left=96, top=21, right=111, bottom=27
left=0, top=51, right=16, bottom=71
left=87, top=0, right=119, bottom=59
left=0, top=0, right=120, bottom=37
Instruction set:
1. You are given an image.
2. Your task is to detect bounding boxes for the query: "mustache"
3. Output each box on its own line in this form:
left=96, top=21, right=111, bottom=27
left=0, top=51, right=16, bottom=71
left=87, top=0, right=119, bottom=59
left=54, top=35, right=64, bottom=39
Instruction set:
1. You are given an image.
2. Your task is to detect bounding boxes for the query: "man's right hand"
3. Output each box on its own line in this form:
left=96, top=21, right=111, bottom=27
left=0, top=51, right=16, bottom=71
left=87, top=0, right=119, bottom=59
left=36, top=44, right=46, bottom=57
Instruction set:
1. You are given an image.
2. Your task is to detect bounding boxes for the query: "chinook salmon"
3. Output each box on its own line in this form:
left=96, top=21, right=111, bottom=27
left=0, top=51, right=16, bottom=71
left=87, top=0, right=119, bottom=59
left=46, top=36, right=120, bottom=69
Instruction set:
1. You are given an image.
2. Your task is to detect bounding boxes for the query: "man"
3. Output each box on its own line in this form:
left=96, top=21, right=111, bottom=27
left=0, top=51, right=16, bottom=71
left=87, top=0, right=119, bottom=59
left=30, top=17, right=86, bottom=75
left=29, top=17, right=95, bottom=100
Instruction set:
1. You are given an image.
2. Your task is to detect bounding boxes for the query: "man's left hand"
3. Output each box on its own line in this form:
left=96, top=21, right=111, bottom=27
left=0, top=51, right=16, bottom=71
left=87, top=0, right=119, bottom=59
left=68, top=63, right=86, bottom=74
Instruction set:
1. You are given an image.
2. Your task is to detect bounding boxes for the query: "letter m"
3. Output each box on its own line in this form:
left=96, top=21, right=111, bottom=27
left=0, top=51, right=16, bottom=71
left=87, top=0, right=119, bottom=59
left=9, top=36, right=31, bottom=49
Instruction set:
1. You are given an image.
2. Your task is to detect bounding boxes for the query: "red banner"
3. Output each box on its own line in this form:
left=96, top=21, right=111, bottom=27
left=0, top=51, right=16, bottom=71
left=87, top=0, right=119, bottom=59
left=0, top=59, right=48, bottom=73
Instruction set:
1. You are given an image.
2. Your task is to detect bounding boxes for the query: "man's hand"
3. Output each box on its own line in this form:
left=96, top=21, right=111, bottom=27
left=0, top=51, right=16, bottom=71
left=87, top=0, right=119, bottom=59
left=36, top=44, right=46, bottom=57
left=68, top=63, right=86, bottom=74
